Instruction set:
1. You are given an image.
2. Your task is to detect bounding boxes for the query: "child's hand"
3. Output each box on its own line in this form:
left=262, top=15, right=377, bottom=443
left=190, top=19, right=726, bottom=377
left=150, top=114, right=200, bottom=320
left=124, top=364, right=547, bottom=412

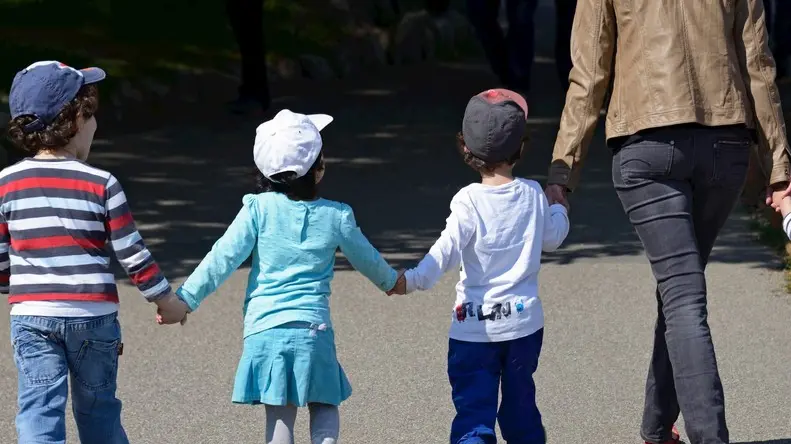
left=768, top=182, right=791, bottom=212
left=386, top=271, right=407, bottom=296
left=781, top=195, right=791, bottom=217
left=155, top=293, right=190, bottom=325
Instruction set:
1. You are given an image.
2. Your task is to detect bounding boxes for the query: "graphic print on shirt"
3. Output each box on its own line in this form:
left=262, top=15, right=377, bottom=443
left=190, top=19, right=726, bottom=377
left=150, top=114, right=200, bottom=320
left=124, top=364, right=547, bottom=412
left=454, top=301, right=521, bottom=322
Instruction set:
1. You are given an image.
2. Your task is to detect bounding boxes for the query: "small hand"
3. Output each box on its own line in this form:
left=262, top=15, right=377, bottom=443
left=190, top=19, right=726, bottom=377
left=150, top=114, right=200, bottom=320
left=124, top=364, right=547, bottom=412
left=155, top=293, right=190, bottom=325
left=780, top=196, right=791, bottom=217
left=766, top=182, right=791, bottom=213
left=386, top=270, right=407, bottom=296
left=157, top=312, right=188, bottom=326
left=545, top=184, right=569, bottom=211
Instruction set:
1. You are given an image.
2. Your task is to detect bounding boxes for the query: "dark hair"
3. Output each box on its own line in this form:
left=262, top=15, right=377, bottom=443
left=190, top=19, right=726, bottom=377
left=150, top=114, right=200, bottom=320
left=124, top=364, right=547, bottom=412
left=255, top=152, right=325, bottom=201
left=455, top=131, right=527, bottom=173
left=6, top=84, right=99, bottom=155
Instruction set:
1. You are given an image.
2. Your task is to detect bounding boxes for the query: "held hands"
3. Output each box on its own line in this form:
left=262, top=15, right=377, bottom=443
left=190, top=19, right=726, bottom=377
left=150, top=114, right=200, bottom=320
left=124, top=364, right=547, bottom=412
left=386, top=270, right=407, bottom=296
left=766, top=181, right=791, bottom=213
left=155, top=292, right=190, bottom=326
left=545, top=184, right=570, bottom=211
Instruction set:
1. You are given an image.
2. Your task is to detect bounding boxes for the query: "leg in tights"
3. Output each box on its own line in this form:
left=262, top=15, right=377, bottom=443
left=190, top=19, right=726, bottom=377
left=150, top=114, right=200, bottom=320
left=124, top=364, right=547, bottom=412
left=265, top=404, right=298, bottom=444
left=309, top=403, right=340, bottom=444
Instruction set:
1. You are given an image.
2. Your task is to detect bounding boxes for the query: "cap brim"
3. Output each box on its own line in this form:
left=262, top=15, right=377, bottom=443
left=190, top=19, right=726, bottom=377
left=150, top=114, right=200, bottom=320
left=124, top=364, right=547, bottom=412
left=80, top=67, right=106, bottom=84
left=307, top=114, right=333, bottom=131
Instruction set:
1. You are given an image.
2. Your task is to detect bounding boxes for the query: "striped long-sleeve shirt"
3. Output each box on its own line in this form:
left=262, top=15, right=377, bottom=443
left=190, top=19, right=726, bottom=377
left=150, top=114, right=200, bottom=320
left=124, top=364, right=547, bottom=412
left=0, top=158, right=170, bottom=309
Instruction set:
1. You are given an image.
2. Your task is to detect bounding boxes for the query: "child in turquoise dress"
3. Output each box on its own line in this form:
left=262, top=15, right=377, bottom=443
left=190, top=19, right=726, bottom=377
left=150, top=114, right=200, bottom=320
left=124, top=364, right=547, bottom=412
left=175, top=109, right=405, bottom=444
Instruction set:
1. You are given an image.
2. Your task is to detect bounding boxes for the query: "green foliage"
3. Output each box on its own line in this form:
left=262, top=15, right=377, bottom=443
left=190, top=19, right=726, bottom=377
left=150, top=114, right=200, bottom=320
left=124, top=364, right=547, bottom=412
left=0, top=0, right=350, bottom=96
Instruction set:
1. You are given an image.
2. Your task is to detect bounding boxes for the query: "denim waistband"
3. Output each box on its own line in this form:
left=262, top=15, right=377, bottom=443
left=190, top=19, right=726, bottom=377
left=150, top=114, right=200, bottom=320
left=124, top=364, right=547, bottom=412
left=10, top=312, right=118, bottom=332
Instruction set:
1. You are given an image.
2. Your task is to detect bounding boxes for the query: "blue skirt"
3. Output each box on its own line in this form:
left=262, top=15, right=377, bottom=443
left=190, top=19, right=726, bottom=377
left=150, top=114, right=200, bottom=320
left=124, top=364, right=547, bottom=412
left=232, top=322, right=352, bottom=406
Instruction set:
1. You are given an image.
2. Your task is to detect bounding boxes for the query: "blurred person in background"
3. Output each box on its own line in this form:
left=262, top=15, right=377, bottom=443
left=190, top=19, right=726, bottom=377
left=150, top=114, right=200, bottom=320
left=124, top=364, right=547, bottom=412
left=465, top=0, right=577, bottom=94
left=226, top=0, right=271, bottom=114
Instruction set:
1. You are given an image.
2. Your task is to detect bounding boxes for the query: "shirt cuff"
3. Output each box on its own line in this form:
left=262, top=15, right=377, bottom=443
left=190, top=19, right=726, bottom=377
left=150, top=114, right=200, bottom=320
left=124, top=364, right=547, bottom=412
left=549, top=203, right=568, bottom=215
left=404, top=269, right=418, bottom=294
left=175, top=286, right=199, bottom=312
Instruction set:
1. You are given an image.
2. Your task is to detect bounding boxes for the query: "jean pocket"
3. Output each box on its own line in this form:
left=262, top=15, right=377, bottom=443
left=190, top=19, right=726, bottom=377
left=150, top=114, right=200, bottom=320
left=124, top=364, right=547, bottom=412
left=12, top=328, right=67, bottom=387
left=618, top=141, right=674, bottom=183
left=73, top=338, right=120, bottom=390
left=713, top=139, right=750, bottom=188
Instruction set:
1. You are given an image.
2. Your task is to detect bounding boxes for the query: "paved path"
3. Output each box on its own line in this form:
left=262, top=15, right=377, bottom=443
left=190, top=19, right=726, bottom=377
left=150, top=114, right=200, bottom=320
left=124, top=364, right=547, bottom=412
left=2, top=5, right=791, bottom=443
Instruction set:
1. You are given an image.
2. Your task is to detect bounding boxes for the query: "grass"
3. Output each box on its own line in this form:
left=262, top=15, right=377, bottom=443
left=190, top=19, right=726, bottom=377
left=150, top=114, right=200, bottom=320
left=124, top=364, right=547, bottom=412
left=0, top=0, right=358, bottom=99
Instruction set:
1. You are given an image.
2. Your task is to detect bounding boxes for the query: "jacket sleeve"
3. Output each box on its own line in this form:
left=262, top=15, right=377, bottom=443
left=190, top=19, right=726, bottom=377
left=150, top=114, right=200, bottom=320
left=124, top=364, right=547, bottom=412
left=105, top=175, right=171, bottom=301
left=338, top=205, right=398, bottom=292
left=548, top=0, right=617, bottom=191
left=734, top=0, right=790, bottom=186
left=404, top=196, right=474, bottom=293
left=176, top=196, right=258, bottom=311
left=541, top=199, right=570, bottom=253
left=0, top=215, right=8, bottom=294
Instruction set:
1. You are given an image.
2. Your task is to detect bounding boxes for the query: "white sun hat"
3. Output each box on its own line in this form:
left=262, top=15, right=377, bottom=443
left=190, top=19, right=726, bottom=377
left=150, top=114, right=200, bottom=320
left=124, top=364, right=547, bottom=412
left=253, top=109, right=334, bottom=179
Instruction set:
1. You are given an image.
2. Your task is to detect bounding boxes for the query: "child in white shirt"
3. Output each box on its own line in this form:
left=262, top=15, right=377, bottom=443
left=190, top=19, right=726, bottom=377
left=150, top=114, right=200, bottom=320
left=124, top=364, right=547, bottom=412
left=389, top=89, right=569, bottom=444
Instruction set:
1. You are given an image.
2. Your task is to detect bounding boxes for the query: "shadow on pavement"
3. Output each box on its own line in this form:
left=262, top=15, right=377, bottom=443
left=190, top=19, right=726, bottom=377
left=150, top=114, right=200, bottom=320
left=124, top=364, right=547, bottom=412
left=82, top=3, right=783, bottom=282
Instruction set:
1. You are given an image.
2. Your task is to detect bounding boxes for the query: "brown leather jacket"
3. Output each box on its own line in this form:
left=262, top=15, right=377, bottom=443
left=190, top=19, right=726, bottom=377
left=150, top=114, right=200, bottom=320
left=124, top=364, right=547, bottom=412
left=548, top=0, right=790, bottom=190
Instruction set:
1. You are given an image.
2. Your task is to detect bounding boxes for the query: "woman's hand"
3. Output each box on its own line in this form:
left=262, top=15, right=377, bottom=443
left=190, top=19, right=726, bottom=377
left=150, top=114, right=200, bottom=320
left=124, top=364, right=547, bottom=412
left=545, top=184, right=570, bottom=211
left=766, top=182, right=791, bottom=212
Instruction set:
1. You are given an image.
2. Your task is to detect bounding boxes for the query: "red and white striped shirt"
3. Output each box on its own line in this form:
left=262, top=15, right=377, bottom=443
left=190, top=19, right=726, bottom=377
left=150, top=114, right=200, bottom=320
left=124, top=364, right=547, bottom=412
left=0, top=159, right=170, bottom=310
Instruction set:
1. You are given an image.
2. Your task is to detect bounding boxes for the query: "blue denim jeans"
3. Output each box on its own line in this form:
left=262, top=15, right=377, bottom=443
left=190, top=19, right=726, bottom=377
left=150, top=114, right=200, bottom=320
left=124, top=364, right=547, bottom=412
left=10, top=313, right=129, bottom=444
left=612, top=125, right=751, bottom=444
left=448, top=329, right=545, bottom=444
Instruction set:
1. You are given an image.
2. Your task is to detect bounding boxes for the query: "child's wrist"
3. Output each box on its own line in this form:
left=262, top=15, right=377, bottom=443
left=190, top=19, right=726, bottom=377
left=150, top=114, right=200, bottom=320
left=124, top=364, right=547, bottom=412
left=172, top=287, right=196, bottom=312
left=148, top=289, right=173, bottom=303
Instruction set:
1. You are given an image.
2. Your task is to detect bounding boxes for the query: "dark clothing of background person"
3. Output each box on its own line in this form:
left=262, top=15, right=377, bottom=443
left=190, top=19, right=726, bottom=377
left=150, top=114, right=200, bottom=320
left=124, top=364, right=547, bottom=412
left=425, top=0, right=451, bottom=16
left=771, top=0, right=790, bottom=78
left=226, top=0, right=271, bottom=113
left=554, top=0, right=576, bottom=90
left=465, top=0, right=539, bottom=93
left=465, top=0, right=577, bottom=93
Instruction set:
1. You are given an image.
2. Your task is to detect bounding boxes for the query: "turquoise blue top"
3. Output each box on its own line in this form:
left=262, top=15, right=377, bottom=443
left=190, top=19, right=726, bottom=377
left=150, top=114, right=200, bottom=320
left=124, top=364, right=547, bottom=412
left=176, top=192, right=397, bottom=338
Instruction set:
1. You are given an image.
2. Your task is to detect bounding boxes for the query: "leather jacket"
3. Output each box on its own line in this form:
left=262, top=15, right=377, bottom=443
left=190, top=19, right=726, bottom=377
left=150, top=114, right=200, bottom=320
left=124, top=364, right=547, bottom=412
left=548, top=0, right=790, bottom=190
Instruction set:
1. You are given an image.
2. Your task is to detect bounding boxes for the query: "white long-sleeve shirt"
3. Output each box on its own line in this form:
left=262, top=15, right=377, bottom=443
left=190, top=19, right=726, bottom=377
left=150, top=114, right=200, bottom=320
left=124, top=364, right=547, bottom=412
left=404, top=178, right=570, bottom=342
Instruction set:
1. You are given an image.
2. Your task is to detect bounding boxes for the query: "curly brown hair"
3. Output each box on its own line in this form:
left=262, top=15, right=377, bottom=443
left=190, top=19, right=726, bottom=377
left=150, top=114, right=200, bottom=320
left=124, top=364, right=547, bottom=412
left=6, top=84, right=99, bottom=155
left=455, top=131, right=527, bottom=174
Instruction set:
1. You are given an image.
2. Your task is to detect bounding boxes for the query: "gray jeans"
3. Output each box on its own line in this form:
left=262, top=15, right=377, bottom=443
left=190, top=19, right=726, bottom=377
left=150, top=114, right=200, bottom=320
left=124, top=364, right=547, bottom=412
left=611, top=125, right=751, bottom=444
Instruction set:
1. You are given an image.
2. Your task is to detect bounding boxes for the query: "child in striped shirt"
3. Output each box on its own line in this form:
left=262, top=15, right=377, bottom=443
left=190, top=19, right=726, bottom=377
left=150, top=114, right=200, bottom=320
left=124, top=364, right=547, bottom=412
left=2, top=61, right=188, bottom=444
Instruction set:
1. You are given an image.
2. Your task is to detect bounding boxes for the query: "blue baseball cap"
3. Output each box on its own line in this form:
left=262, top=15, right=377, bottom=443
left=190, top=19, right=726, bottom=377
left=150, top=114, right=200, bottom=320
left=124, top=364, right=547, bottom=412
left=9, top=61, right=106, bottom=133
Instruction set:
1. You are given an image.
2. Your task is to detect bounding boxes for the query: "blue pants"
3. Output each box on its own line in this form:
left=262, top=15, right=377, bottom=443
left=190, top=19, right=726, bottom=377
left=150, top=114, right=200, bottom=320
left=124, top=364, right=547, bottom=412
left=448, top=329, right=546, bottom=444
left=10, top=313, right=129, bottom=444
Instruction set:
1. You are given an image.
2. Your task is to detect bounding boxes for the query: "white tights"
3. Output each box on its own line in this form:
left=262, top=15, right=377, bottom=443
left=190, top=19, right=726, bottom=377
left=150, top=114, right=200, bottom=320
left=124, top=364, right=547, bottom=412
left=265, top=403, right=339, bottom=444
